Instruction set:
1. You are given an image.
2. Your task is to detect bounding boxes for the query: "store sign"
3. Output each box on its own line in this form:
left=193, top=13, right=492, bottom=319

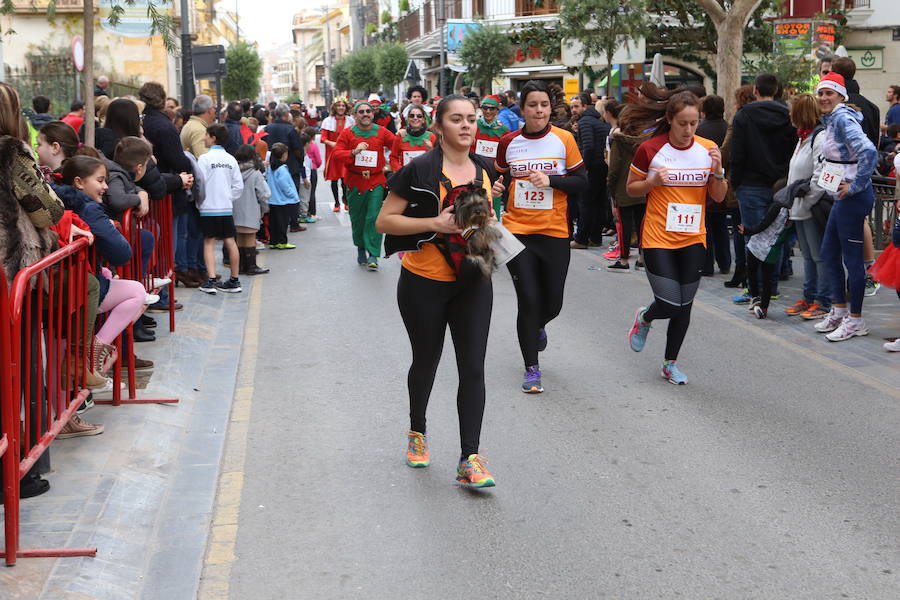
left=774, top=19, right=836, bottom=58
left=846, top=48, right=884, bottom=70
left=99, top=0, right=158, bottom=38
left=561, top=38, right=646, bottom=68
left=564, top=78, right=579, bottom=97
left=447, top=21, right=480, bottom=53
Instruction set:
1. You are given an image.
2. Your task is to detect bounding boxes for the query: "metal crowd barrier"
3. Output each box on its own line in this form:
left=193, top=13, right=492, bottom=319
left=0, top=238, right=97, bottom=565
left=872, top=175, right=897, bottom=250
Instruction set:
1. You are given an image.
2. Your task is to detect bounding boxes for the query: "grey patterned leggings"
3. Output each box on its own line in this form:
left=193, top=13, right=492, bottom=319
left=642, top=244, right=706, bottom=361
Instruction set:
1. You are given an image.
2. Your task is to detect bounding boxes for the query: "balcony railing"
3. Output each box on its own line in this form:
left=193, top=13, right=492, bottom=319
left=843, top=0, right=870, bottom=8
left=515, top=0, right=558, bottom=16
left=398, top=8, right=421, bottom=43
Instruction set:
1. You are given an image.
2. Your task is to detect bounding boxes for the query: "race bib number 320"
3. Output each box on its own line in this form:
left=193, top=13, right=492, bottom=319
left=513, top=180, right=553, bottom=210
left=475, top=139, right=499, bottom=158
left=354, top=150, right=378, bottom=168
left=665, top=202, right=702, bottom=233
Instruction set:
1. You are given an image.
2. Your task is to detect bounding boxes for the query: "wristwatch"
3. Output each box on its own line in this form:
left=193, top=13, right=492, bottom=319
left=713, top=170, right=726, bottom=180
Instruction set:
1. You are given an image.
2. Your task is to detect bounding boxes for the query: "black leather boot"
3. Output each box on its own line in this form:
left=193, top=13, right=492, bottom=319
left=723, top=266, right=746, bottom=288
left=244, top=248, right=269, bottom=275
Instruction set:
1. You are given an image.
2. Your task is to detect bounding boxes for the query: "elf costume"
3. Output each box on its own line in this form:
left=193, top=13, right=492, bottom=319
left=333, top=102, right=396, bottom=265
left=389, top=128, right=437, bottom=171
left=472, top=95, right=508, bottom=218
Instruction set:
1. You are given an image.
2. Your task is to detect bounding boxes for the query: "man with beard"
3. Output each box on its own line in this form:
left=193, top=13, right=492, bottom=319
left=333, top=100, right=396, bottom=270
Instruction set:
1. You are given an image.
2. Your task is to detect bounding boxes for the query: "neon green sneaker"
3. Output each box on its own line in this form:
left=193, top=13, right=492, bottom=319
left=456, top=454, right=495, bottom=488
left=406, top=431, right=429, bottom=467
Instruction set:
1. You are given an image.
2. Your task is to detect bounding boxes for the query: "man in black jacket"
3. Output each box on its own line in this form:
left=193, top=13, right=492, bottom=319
left=223, top=101, right=244, bottom=155
left=830, top=57, right=880, bottom=147
left=265, top=103, right=311, bottom=229
left=729, top=73, right=797, bottom=300
left=571, top=92, right=611, bottom=249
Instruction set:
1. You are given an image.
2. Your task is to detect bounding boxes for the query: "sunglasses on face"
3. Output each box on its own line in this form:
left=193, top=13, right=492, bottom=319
left=409, top=114, right=424, bottom=119
left=358, top=109, right=373, bottom=114
left=481, top=106, right=497, bottom=110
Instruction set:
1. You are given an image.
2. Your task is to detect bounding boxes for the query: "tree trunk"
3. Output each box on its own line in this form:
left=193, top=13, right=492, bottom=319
left=83, top=0, right=95, bottom=147
left=604, top=47, right=614, bottom=99
left=716, top=17, right=745, bottom=123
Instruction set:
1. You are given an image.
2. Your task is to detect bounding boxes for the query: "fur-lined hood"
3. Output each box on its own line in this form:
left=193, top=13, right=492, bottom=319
left=0, top=135, right=63, bottom=287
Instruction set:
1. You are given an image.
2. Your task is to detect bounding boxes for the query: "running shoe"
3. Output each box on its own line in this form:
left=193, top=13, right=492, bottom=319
left=628, top=307, right=650, bottom=352
left=800, top=303, right=828, bottom=320
left=883, top=338, right=900, bottom=352
left=406, top=431, right=430, bottom=467
left=865, top=274, right=880, bottom=297
left=199, top=278, right=217, bottom=294
left=299, top=216, right=317, bottom=224
left=602, top=248, right=619, bottom=261
left=635, top=260, right=644, bottom=270
left=814, top=309, right=845, bottom=333
left=367, top=257, right=379, bottom=271
left=522, top=365, right=543, bottom=393
left=607, top=261, right=630, bottom=272
left=215, top=277, right=242, bottom=293
left=281, top=243, right=297, bottom=250
left=661, top=361, right=688, bottom=385
left=785, top=299, right=810, bottom=315
left=357, top=248, right=367, bottom=265
left=826, top=317, right=868, bottom=342
left=748, top=296, right=761, bottom=310
left=771, top=293, right=781, bottom=300
left=151, top=277, right=172, bottom=289
left=144, top=293, right=161, bottom=305
left=343, top=203, right=350, bottom=212
left=332, top=205, right=340, bottom=212
left=732, top=292, right=752, bottom=304
left=753, top=305, right=767, bottom=319
left=456, top=454, right=495, bottom=488
left=537, top=328, right=547, bottom=352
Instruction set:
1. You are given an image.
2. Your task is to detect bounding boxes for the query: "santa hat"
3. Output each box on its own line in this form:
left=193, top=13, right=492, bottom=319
left=816, top=72, right=847, bottom=100
left=367, top=93, right=382, bottom=106
left=481, top=95, right=500, bottom=108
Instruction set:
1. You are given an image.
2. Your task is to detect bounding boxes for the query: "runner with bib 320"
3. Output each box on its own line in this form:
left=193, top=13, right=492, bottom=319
left=494, top=80, right=586, bottom=394
left=625, top=89, right=728, bottom=385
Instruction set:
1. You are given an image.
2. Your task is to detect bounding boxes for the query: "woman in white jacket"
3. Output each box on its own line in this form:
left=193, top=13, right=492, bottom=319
left=785, top=93, right=831, bottom=320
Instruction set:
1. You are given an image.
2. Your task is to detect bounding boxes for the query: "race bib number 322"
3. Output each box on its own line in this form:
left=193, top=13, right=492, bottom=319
left=354, top=150, right=378, bottom=168
left=665, top=202, right=702, bottom=233
left=513, top=180, right=553, bottom=210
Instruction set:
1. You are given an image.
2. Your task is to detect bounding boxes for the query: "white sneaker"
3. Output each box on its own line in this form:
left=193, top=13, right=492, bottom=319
left=748, top=297, right=761, bottom=311
left=884, top=338, right=900, bottom=352
left=865, top=275, right=879, bottom=297
left=152, top=277, right=171, bottom=289
left=144, top=293, right=161, bottom=305
left=826, top=317, right=868, bottom=342
left=814, top=309, right=845, bottom=333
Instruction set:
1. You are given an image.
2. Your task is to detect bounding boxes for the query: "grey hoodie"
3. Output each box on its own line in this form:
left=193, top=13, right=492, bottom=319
left=233, top=162, right=270, bottom=230
left=103, top=159, right=142, bottom=221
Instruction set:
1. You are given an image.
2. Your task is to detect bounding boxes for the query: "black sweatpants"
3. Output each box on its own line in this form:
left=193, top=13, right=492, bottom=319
left=398, top=268, right=492, bottom=457
left=642, top=244, right=705, bottom=361
left=619, top=204, right=646, bottom=260
left=268, top=203, right=295, bottom=246
left=506, top=234, right=571, bottom=367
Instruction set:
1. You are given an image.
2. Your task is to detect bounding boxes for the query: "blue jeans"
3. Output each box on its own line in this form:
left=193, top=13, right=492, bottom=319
left=174, top=209, right=204, bottom=272
left=821, top=183, right=875, bottom=314
left=795, top=218, right=830, bottom=307
left=737, top=186, right=780, bottom=291
left=174, top=212, right=188, bottom=273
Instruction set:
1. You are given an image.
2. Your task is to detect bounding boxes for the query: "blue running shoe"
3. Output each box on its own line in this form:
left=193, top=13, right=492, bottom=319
left=537, top=328, right=547, bottom=352
left=357, top=248, right=367, bottom=265
left=661, top=361, right=688, bottom=385
left=732, top=292, right=752, bottom=304
left=628, top=306, right=650, bottom=352
left=522, top=365, right=543, bottom=393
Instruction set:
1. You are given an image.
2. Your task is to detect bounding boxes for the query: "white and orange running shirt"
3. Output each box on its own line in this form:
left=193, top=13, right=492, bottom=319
left=630, top=133, right=717, bottom=250
left=495, top=125, right=584, bottom=238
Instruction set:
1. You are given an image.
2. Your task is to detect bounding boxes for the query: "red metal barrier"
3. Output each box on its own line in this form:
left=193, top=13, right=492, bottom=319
left=94, top=207, right=178, bottom=407
left=0, top=238, right=97, bottom=565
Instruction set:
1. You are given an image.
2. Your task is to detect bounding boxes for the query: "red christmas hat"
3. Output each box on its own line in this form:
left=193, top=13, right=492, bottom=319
left=816, top=72, right=847, bottom=99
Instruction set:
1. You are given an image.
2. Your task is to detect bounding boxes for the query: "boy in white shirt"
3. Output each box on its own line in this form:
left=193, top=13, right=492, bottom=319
left=197, top=124, right=244, bottom=293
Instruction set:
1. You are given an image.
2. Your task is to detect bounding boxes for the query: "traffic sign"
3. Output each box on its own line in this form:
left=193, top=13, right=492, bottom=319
left=72, top=36, right=84, bottom=72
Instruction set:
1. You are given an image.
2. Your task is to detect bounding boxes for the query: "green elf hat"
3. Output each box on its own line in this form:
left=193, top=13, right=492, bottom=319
left=481, top=95, right=501, bottom=108
left=352, top=100, right=373, bottom=113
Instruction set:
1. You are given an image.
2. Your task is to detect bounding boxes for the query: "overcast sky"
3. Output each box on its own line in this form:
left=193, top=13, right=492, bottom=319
left=233, top=0, right=328, bottom=52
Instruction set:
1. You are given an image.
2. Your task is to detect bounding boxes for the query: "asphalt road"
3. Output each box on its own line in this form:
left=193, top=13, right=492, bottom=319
left=226, top=184, right=900, bottom=599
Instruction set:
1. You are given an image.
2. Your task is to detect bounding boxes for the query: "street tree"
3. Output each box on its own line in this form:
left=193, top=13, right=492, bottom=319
left=375, top=43, right=408, bottom=92
left=1, top=0, right=177, bottom=146
left=457, top=23, right=514, bottom=95
left=223, top=41, right=263, bottom=100
left=346, top=47, right=379, bottom=93
left=692, top=0, right=766, bottom=120
left=557, top=0, right=649, bottom=98
left=331, top=59, right=351, bottom=95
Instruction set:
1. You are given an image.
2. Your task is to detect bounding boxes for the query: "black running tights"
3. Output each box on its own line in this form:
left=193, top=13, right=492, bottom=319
left=642, top=244, right=705, bottom=361
left=506, top=234, right=571, bottom=367
left=330, top=180, right=346, bottom=207
left=398, top=268, right=492, bottom=457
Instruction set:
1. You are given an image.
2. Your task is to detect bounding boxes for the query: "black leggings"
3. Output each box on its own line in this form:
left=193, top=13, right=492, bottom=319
left=747, top=254, right=776, bottom=309
left=398, top=268, right=492, bottom=457
left=307, top=170, right=318, bottom=216
left=619, top=204, right=646, bottom=260
left=642, top=244, right=705, bottom=361
left=506, top=234, right=571, bottom=367
left=330, top=180, right=346, bottom=207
